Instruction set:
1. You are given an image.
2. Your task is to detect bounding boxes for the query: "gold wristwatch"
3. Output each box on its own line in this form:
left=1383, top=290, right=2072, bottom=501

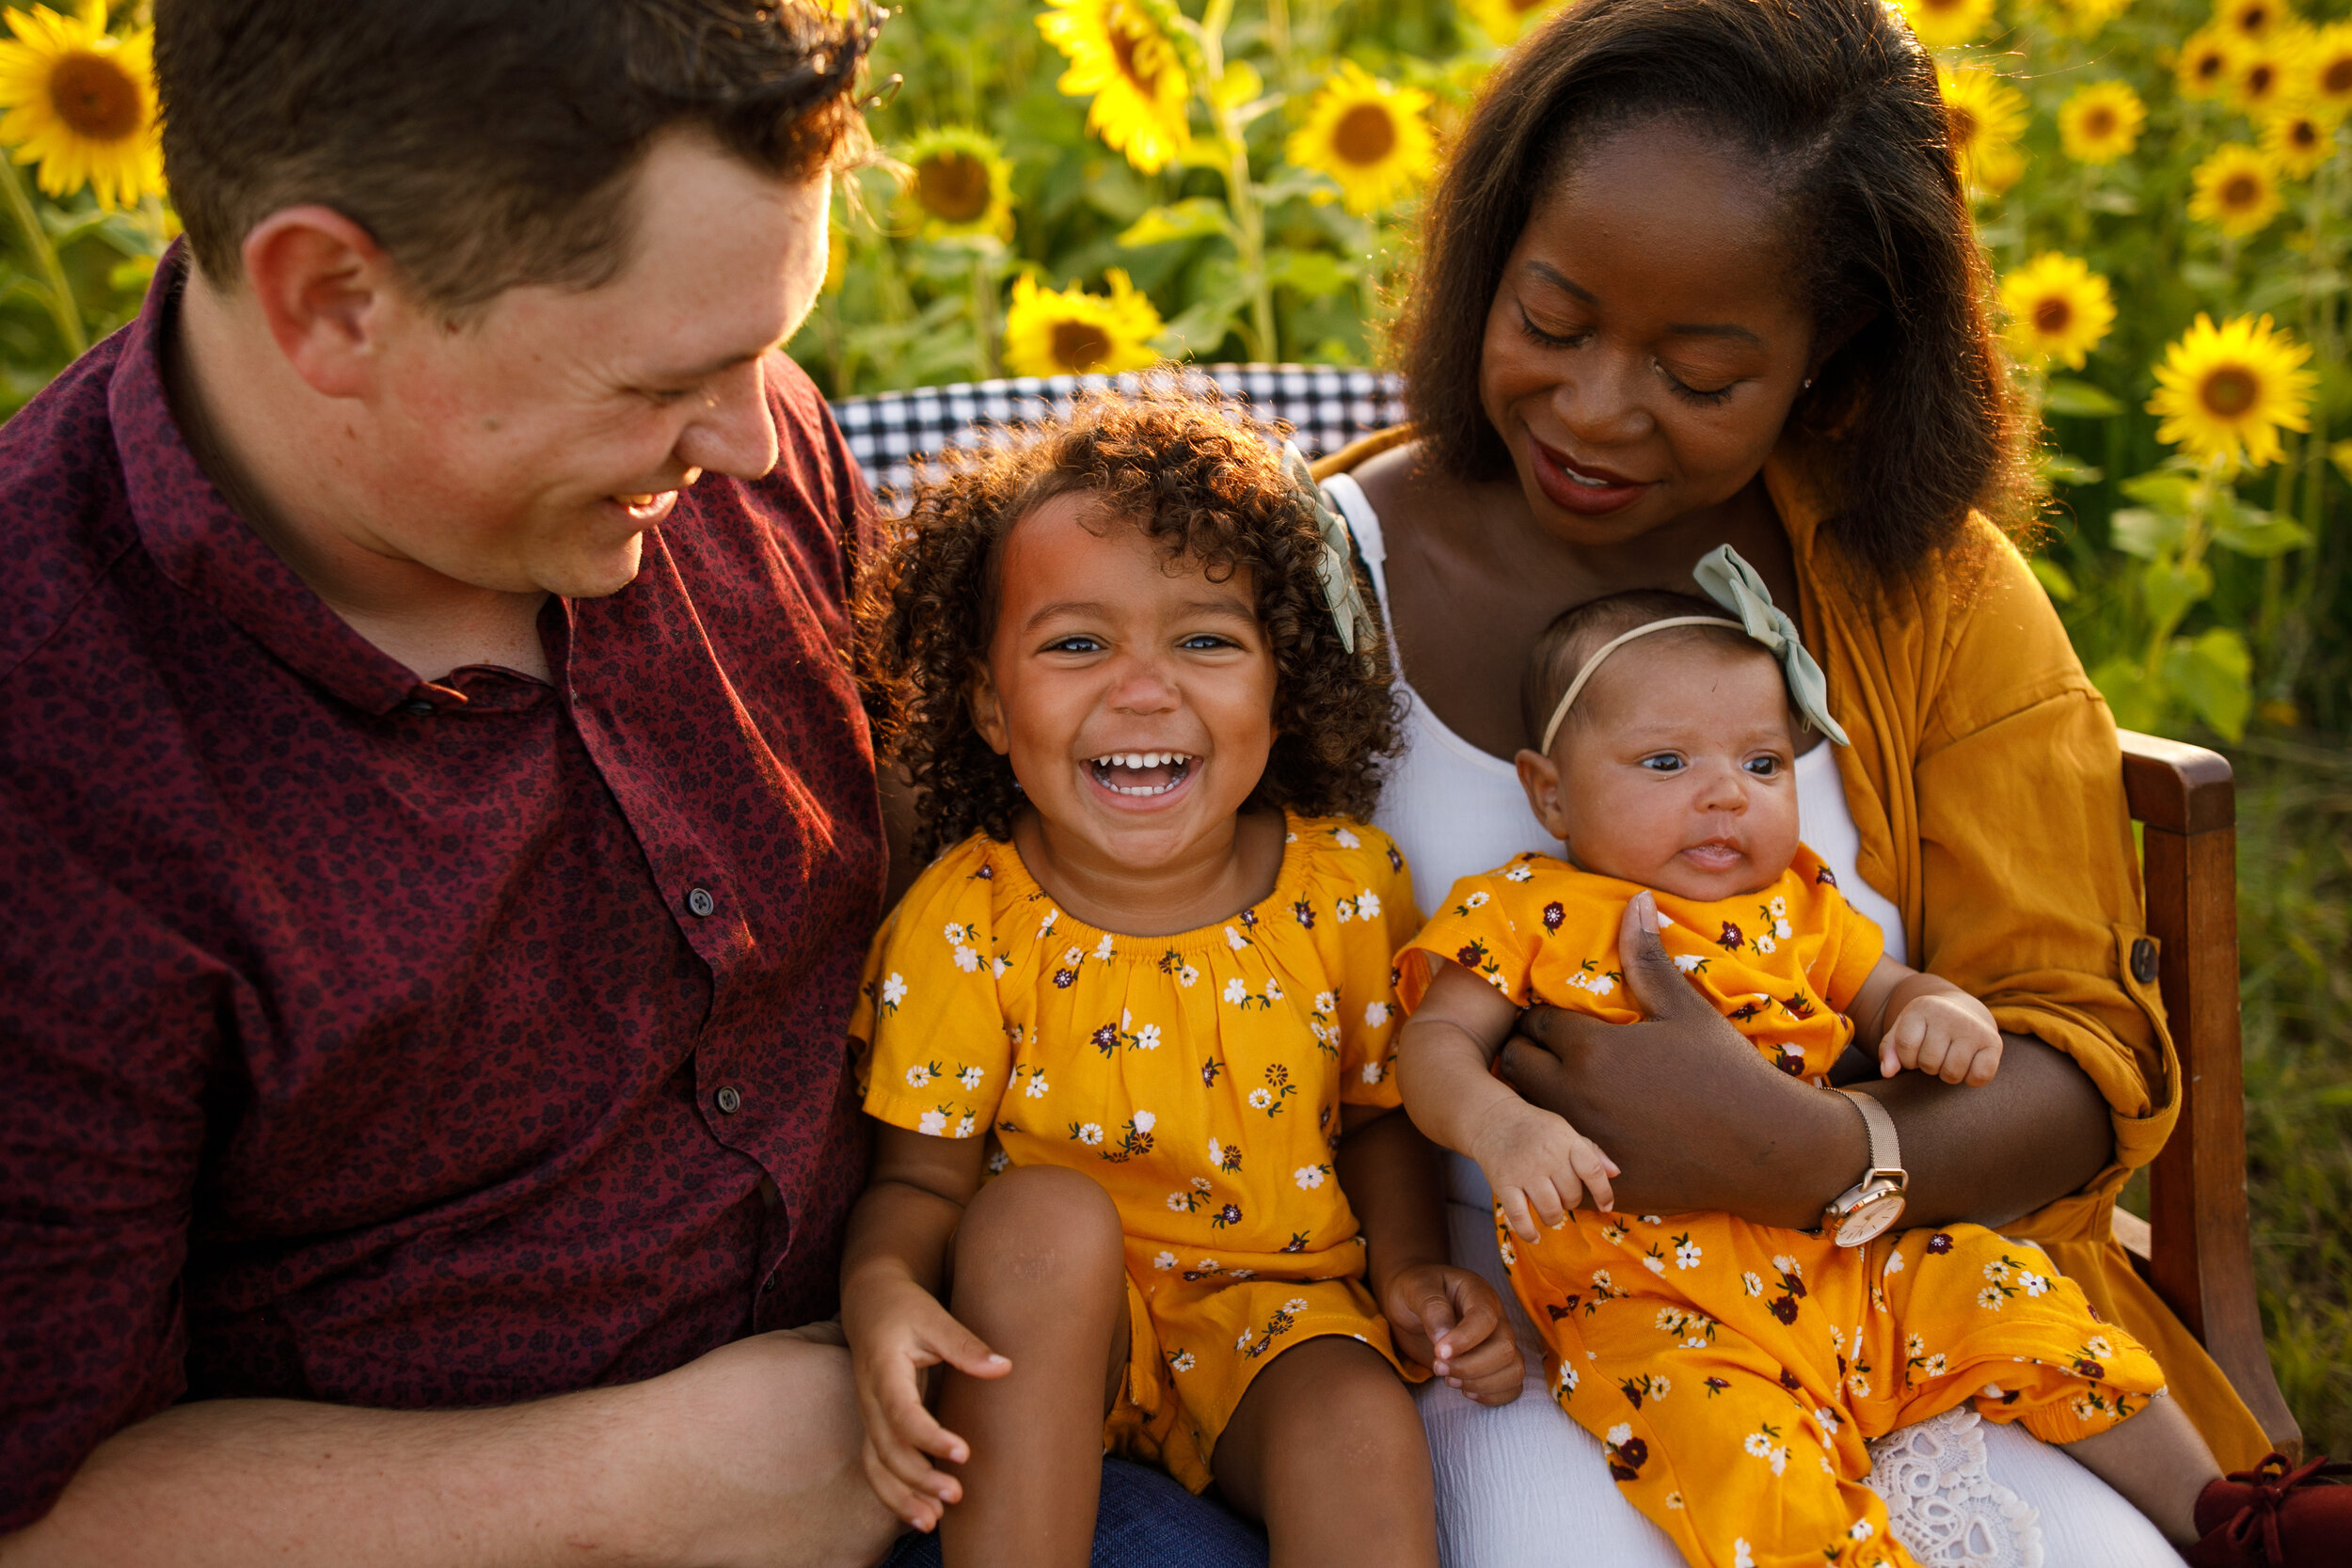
left=1820, top=1088, right=1908, bottom=1247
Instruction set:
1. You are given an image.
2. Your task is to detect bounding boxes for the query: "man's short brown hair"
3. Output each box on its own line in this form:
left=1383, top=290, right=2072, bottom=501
left=156, top=0, right=875, bottom=318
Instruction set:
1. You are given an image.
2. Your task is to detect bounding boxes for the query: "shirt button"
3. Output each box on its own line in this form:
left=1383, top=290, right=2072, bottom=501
left=716, top=1085, right=742, bottom=1114
left=2130, top=937, right=2159, bottom=985
left=402, top=698, right=436, bottom=716
left=687, top=887, right=717, bottom=917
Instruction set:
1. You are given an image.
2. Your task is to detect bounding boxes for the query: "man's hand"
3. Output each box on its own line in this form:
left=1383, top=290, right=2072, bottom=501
left=846, top=1279, right=1009, bottom=1533
left=1378, top=1263, right=1523, bottom=1405
left=1466, top=1101, right=1617, bottom=1242
left=1883, top=989, right=2004, bottom=1085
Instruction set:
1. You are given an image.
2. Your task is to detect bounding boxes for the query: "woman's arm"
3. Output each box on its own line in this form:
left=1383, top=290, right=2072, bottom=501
left=1497, top=897, right=2113, bottom=1231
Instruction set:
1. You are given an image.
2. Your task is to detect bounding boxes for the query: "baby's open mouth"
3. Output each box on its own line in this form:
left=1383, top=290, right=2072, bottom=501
left=1088, top=752, right=1194, bottom=797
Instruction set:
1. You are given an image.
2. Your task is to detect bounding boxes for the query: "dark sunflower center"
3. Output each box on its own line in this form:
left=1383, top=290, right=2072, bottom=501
left=1052, top=319, right=1115, bottom=372
left=1510, top=0, right=1549, bottom=12
left=2033, top=297, right=2074, bottom=334
left=2248, top=62, right=2276, bottom=95
left=2201, top=367, right=2259, bottom=417
left=1108, top=10, right=1161, bottom=94
left=2198, top=52, right=2228, bottom=83
left=915, top=151, right=991, bottom=224
left=2292, top=120, right=2320, bottom=151
left=2221, top=172, right=2262, bottom=208
left=2084, top=106, right=2117, bottom=136
left=2327, top=58, right=2352, bottom=95
left=2239, top=4, right=2269, bottom=32
left=48, top=51, right=141, bottom=141
left=1333, top=103, right=1397, bottom=166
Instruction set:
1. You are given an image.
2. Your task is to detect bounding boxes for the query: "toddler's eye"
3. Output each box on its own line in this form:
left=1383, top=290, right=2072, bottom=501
left=1638, top=753, right=1684, bottom=772
left=1044, top=635, right=1104, bottom=654
left=1179, top=633, right=1237, bottom=651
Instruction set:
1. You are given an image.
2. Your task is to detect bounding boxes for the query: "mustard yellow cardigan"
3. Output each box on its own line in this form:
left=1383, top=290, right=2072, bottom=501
left=1317, top=430, right=2268, bottom=1466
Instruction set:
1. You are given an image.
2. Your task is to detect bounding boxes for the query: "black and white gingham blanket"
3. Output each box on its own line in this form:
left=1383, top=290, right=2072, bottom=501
left=827, top=363, right=1408, bottom=505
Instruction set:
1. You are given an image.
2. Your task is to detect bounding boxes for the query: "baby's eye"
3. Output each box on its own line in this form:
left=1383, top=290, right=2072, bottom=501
left=1638, top=753, right=1684, bottom=772
left=1744, top=754, right=1782, bottom=777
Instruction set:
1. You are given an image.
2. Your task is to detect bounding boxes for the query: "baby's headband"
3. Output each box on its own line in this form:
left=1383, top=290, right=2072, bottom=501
left=1535, top=544, right=1850, bottom=754
left=1281, top=441, right=1375, bottom=657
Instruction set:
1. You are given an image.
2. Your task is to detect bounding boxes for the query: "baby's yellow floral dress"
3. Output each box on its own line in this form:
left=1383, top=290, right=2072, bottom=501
left=1398, top=849, right=2169, bottom=1568
left=850, top=814, right=1424, bottom=1492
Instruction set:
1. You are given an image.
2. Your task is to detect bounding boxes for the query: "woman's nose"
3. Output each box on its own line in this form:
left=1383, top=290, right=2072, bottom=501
left=1551, top=346, right=1655, bottom=446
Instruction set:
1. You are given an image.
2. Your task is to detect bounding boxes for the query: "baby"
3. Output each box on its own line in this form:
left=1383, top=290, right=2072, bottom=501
left=840, top=400, right=1517, bottom=1567
left=1392, top=549, right=2270, bottom=1566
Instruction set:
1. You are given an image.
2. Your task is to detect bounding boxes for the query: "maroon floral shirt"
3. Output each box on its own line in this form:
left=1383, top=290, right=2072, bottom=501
left=0, top=254, right=884, bottom=1529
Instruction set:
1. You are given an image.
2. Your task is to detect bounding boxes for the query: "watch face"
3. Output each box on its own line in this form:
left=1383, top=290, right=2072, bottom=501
left=1833, top=1189, right=1907, bottom=1248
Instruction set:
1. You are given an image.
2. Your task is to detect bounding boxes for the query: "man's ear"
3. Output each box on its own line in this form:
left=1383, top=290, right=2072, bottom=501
left=239, top=206, right=404, bottom=401
left=1515, top=746, right=1574, bottom=843
left=967, top=662, right=1012, bottom=757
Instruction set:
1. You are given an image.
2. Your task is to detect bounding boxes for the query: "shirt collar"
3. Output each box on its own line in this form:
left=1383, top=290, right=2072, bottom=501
left=108, top=243, right=422, bottom=716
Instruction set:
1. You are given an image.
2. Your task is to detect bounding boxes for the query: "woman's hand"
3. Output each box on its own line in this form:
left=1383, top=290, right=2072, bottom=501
left=1498, top=892, right=1861, bottom=1228
left=844, top=1276, right=1009, bottom=1531
left=1468, top=1101, right=1618, bottom=1241
left=1379, top=1262, right=1524, bottom=1404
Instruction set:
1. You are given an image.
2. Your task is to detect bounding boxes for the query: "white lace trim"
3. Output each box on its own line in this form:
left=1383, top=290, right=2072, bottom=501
left=1866, top=1407, right=2045, bottom=1568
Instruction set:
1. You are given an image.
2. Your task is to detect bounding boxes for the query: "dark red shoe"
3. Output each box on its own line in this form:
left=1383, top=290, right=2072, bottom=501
left=2185, top=1452, right=2352, bottom=1566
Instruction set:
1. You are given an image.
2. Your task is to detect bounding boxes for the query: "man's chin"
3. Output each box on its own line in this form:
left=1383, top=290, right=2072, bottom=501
left=541, top=535, right=648, bottom=600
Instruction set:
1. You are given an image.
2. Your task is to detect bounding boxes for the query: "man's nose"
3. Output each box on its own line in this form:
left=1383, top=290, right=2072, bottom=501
left=677, top=354, right=781, bottom=482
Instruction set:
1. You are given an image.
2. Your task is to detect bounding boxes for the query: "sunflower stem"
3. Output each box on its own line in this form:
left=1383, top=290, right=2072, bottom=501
left=1194, top=0, right=1276, bottom=361
left=0, top=155, right=87, bottom=358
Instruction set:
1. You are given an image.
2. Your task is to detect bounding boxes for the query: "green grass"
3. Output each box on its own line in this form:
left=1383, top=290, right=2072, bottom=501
left=2234, top=737, right=2352, bottom=1460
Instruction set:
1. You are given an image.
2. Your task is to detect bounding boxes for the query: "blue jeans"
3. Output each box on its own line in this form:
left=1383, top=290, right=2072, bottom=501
left=882, top=1458, right=1268, bottom=1567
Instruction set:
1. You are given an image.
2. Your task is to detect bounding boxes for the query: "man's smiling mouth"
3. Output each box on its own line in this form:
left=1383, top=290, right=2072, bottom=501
left=1087, top=752, right=1194, bottom=797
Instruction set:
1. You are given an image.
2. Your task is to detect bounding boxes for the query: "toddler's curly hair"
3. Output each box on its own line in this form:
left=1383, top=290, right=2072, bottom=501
left=859, top=396, right=1400, bottom=861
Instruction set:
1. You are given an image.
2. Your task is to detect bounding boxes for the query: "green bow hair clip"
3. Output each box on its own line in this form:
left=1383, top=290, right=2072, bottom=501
left=1691, top=544, right=1850, bottom=747
left=1282, top=441, right=1375, bottom=657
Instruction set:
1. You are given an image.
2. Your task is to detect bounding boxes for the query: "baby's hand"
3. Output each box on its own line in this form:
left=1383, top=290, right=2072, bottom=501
left=1468, top=1101, right=1617, bottom=1242
left=846, top=1280, right=1010, bottom=1531
left=1380, top=1261, right=1524, bottom=1405
left=1882, top=990, right=2004, bottom=1085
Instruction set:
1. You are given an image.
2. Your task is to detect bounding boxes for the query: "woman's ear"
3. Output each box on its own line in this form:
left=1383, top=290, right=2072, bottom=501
left=1515, top=747, right=1575, bottom=842
left=967, top=663, right=1012, bottom=756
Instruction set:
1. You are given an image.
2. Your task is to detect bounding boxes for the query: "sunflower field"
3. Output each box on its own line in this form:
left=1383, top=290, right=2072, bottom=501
left=0, top=0, right=2347, bottom=1452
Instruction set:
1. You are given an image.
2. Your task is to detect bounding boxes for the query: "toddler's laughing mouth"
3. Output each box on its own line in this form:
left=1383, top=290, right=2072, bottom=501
left=1087, top=752, right=1195, bottom=798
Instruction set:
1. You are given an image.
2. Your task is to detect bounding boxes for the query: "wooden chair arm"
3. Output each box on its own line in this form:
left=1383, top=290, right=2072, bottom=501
left=2115, top=729, right=2300, bottom=1457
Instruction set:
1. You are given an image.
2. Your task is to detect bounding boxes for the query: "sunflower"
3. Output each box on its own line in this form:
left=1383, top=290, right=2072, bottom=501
left=1900, top=0, right=1996, bottom=49
left=2298, top=23, right=2352, bottom=124
left=1002, top=268, right=1165, bottom=378
left=898, top=127, right=1013, bottom=242
left=0, top=1, right=161, bottom=211
left=2216, top=0, right=2282, bottom=45
left=2227, top=41, right=2299, bottom=118
left=2042, top=0, right=2133, bottom=41
left=2189, top=144, right=2283, bottom=236
left=1937, top=65, right=2028, bottom=197
left=1284, top=62, right=1436, bottom=216
left=1459, top=0, right=1574, bottom=49
left=2058, top=81, right=2145, bottom=164
left=2259, top=106, right=2333, bottom=177
left=1037, top=0, right=1191, bottom=175
left=2147, top=313, right=2315, bottom=468
left=2176, top=26, right=2240, bottom=101
left=2000, top=254, right=2116, bottom=371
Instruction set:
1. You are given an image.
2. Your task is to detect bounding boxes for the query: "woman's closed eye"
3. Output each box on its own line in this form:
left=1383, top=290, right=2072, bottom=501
left=1652, top=358, right=1739, bottom=406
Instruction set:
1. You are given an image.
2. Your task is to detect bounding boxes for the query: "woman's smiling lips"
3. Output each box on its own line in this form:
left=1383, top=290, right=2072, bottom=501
left=1529, top=436, right=1653, bottom=516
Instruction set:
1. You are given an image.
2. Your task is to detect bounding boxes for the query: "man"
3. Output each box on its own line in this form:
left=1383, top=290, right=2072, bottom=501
left=0, top=3, right=1256, bottom=1563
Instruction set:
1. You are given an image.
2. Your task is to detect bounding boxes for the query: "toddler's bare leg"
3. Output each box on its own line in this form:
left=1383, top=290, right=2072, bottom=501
left=2054, top=1391, right=2222, bottom=1546
left=1211, top=1335, right=1437, bottom=1568
left=936, top=1165, right=1131, bottom=1568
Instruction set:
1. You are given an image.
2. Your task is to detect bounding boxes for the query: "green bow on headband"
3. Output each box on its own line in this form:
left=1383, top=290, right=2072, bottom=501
left=1281, top=441, right=1375, bottom=657
left=1691, top=545, right=1850, bottom=748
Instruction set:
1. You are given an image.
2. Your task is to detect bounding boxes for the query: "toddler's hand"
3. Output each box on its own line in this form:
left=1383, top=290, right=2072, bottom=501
left=846, top=1282, right=1010, bottom=1531
left=1380, top=1261, right=1524, bottom=1405
left=1468, top=1101, right=1617, bottom=1243
left=1882, top=990, right=2004, bottom=1085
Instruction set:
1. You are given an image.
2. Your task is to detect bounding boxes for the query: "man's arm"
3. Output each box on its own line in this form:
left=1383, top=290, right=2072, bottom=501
left=0, top=1332, right=898, bottom=1568
left=1497, top=895, right=2112, bottom=1231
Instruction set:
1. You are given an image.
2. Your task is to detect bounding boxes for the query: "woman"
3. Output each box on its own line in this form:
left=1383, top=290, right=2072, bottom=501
left=1311, top=0, right=2272, bottom=1560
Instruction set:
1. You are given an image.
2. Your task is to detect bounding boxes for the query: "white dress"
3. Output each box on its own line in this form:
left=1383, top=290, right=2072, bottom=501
left=1323, top=475, right=2175, bottom=1568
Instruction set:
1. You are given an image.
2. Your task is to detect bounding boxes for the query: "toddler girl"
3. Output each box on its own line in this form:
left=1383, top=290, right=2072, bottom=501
left=843, top=400, right=1518, bottom=1567
left=1392, top=548, right=2329, bottom=1566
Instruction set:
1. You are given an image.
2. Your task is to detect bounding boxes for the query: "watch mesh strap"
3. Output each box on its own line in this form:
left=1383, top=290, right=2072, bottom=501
left=1835, top=1087, right=1900, bottom=1175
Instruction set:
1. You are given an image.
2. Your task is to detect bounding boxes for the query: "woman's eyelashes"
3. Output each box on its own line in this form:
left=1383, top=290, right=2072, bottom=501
left=1513, top=306, right=1744, bottom=407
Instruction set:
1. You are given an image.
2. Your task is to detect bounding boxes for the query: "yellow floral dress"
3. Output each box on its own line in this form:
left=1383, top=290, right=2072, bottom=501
left=850, top=814, right=1424, bottom=1492
left=1398, top=849, right=2169, bottom=1568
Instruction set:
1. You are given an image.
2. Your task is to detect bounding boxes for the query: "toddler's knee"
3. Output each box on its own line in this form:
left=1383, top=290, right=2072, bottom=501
left=956, top=1164, right=1124, bottom=1291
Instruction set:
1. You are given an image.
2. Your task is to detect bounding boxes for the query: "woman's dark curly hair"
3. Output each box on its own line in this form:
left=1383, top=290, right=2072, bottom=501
left=859, top=396, right=1400, bottom=860
left=1398, top=0, right=2034, bottom=588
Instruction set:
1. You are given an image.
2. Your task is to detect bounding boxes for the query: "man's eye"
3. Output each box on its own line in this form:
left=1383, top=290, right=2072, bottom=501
left=1639, top=753, right=1683, bottom=772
